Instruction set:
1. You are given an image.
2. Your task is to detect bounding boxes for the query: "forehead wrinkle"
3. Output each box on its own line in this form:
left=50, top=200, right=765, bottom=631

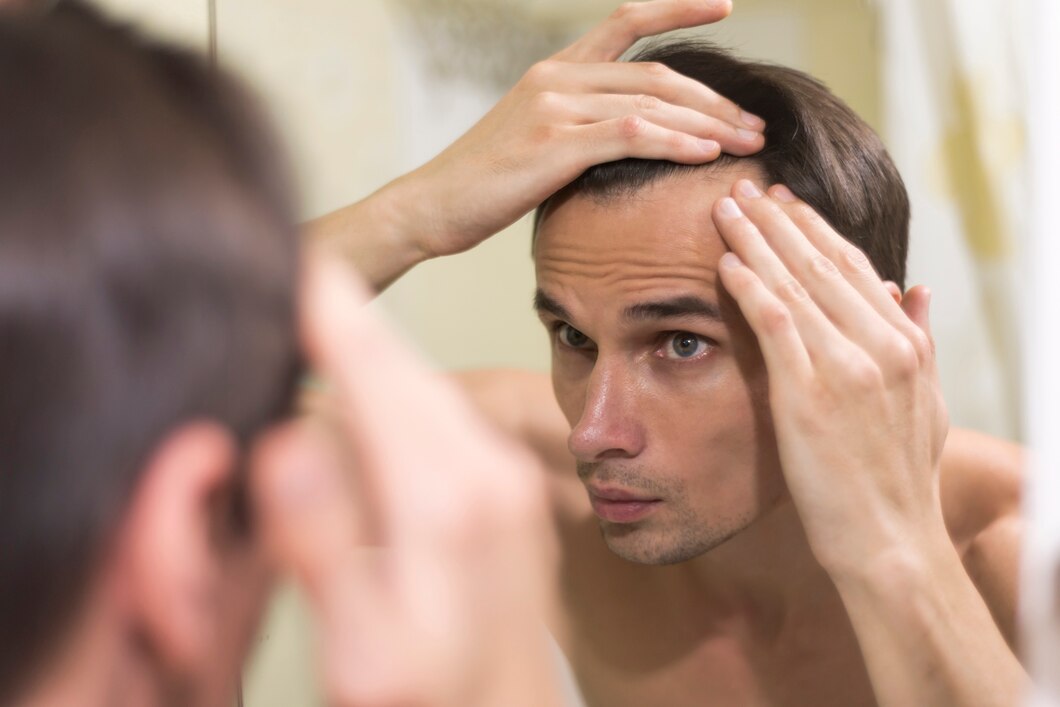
left=537, top=256, right=717, bottom=285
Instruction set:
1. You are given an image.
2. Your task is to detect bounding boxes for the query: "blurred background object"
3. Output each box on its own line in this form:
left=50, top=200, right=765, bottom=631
left=80, top=1, right=1037, bottom=705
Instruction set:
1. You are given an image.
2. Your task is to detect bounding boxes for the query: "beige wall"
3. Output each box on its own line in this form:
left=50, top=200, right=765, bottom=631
left=86, top=1, right=881, bottom=705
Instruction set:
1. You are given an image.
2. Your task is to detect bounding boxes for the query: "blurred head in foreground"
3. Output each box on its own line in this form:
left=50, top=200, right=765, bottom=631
left=0, top=3, right=301, bottom=704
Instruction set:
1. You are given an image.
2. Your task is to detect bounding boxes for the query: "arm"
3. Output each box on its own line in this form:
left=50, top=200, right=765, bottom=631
left=712, top=181, right=1025, bottom=706
left=304, top=0, right=766, bottom=292
left=941, top=428, right=1025, bottom=650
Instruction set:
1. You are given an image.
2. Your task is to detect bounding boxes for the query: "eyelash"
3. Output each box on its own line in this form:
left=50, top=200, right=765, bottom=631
left=552, top=323, right=715, bottom=362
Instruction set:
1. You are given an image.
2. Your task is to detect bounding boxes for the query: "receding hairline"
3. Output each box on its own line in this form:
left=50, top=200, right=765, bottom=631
left=532, top=156, right=766, bottom=249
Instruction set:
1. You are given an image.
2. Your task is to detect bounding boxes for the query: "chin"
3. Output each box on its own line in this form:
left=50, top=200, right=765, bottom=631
left=600, top=515, right=753, bottom=565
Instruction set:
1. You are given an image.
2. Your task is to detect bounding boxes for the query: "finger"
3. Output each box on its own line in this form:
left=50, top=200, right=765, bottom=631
left=716, top=251, right=812, bottom=380
left=249, top=423, right=366, bottom=601
left=249, top=424, right=438, bottom=705
left=554, top=0, right=733, bottom=64
left=299, top=257, right=503, bottom=545
left=901, top=285, right=935, bottom=347
left=571, top=115, right=722, bottom=166
left=538, top=60, right=765, bottom=138
left=560, top=89, right=763, bottom=155
left=712, top=197, right=845, bottom=371
left=767, top=184, right=918, bottom=337
left=731, top=180, right=901, bottom=358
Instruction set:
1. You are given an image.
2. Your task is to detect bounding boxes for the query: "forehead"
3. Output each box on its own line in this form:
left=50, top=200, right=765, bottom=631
left=534, top=164, right=764, bottom=306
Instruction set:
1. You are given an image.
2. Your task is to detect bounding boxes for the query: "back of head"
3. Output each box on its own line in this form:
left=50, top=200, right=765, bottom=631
left=538, top=41, right=910, bottom=289
left=0, top=3, right=301, bottom=698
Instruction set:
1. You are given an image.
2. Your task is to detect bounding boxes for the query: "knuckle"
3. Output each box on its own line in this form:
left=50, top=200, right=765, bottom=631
left=667, top=129, right=690, bottom=150
left=774, top=277, right=808, bottom=305
left=841, top=244, right=873, bottom=274
left=611, top=1, right=640, bottom=22
left=844, top=354, right=883, bottom=391
left=909, top=328, right=934, bottom=361
left=885, top=336, right=920, bottom=378
left=633, top=92, right=662, bottom=112
left=523, top=59, right=555, bottom=87
left=617, top=114, right=646, bottom=140
left=531, top=90, right=563, bottom=114
left=760, top=301, right=792, bottom=335
left=808, top=253, right=839, bottom=280
left=640, top=61, right=671, bottom=80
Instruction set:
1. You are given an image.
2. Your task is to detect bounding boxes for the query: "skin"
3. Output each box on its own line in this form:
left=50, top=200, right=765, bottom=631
left=311, top=0, right=1026, bottom=694
left=450, top=165, right=1026, bottom=706
left=535, top=163, right=782, bottom=566
left=15, top=4, right=751, bottom=706
left=14, top=1, right=1026, bottom=704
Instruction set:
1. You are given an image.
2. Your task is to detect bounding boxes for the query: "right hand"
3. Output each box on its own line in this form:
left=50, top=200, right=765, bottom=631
left=388, top=0, right=764, bottom=259
left=250, top=258, right=559, bottom=707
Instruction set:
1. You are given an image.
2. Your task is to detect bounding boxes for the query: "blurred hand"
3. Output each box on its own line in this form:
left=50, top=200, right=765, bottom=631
left=712, top=180, right=949, bottom=577
left=251, top=258, right=559, bottom=707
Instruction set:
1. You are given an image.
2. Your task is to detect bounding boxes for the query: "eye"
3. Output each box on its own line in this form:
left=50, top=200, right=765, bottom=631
left=664, top=331, right=711, bottom=360
left=557, top=323, right=592, bottom=349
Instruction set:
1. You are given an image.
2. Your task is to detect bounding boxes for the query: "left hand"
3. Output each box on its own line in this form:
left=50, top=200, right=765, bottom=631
left=711, top=179, right=950, bottom=577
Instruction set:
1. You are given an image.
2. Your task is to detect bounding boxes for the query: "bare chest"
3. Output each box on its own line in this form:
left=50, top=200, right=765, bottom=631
left=559, top=569, right=877, bottom=707
left=566, top=632, right=877, bottom=707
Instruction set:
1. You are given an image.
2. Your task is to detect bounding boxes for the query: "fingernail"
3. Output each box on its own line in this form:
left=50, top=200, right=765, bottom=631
left=740, top=110, right=765, bottom=129
left=738, top=180, right=762, bottom=198
left=699, top=139, right=720, bottom=153
left=737, top=128, right=760, bottom=141
left=720, top=251, right=743, bottom=269
left=772, top=184, right=797, bottom=203
left=718, top=197, right=742, bottom=218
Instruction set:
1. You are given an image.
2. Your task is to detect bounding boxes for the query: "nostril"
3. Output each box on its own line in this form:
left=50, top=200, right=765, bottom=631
left=568, top=415, right=644, bottom=462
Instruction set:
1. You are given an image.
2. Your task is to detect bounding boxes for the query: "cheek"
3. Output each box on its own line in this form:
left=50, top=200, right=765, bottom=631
left=551, top=365, right=587, bottom=428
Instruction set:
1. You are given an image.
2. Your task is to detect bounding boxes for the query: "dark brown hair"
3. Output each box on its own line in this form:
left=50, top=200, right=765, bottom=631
left=537, top=41, right=910, bottom=289
left=0, top=4, right=301, bottom=699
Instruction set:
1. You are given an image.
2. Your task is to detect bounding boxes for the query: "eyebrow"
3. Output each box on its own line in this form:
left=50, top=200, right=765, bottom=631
left=534, top=290, right=722, bottom=323
left=624, top=296, right=723, bottom=322
left=533, top=289, right=572, bottom=321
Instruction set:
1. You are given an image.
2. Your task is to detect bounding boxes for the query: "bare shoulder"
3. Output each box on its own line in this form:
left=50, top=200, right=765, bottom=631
left=452, top=369, right=571, bottom=466
left=939, top=427, right=1024, bottom=648
left=452, top=369, right=586, bottom=504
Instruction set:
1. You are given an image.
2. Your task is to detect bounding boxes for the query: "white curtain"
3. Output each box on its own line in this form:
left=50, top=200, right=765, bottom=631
left=1021, top=0, right=1060, bottom=702
left=877, top=0, right=1026, bottom=441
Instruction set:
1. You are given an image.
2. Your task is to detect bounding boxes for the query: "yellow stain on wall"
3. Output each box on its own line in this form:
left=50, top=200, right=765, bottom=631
left=932, top=71, right=1025, bottom=262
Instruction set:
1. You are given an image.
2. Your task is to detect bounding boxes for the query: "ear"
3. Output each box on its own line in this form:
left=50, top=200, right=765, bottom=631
left=114, top=421, right=239, bottom=675
left=883, top=280, right=902, bottom=305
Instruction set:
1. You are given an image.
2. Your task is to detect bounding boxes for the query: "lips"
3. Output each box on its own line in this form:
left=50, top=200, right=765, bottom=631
left=587, top=486, right=661, bottom=523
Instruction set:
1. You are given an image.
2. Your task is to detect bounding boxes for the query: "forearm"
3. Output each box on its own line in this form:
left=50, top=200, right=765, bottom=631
left=833, top=536, right=1026, bottom=707
left=301, top=174, right=433, bottom=293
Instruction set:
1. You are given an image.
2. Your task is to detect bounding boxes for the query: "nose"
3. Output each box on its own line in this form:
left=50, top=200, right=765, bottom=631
left=567, top=361, right=646, bottom=463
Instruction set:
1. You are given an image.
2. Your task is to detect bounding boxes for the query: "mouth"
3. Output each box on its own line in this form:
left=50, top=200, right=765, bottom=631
left=587, top=486, right=662, bottom=524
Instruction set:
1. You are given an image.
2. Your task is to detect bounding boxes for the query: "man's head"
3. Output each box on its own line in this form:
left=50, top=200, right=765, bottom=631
left=0, top=4, right=300, bottom=704
left=533, top=42, right=909, bottom=564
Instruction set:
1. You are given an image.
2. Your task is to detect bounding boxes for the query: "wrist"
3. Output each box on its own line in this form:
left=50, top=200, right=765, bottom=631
left=827, top=530, right=962, bottom=603
left=363, top=174, right=436, bottom=262
left=303, top=176, right=435, bottom=292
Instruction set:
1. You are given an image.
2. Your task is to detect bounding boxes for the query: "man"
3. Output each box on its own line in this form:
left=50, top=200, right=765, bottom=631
left=314, top=22, right=1027, bottom=707
left=0, top=2, right=757, bottom=706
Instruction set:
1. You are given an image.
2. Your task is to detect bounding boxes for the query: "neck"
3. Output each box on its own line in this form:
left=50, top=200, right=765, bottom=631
left=15, top=592, right=160, bottom=707
left=679, top=496, right=839, bottom=633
